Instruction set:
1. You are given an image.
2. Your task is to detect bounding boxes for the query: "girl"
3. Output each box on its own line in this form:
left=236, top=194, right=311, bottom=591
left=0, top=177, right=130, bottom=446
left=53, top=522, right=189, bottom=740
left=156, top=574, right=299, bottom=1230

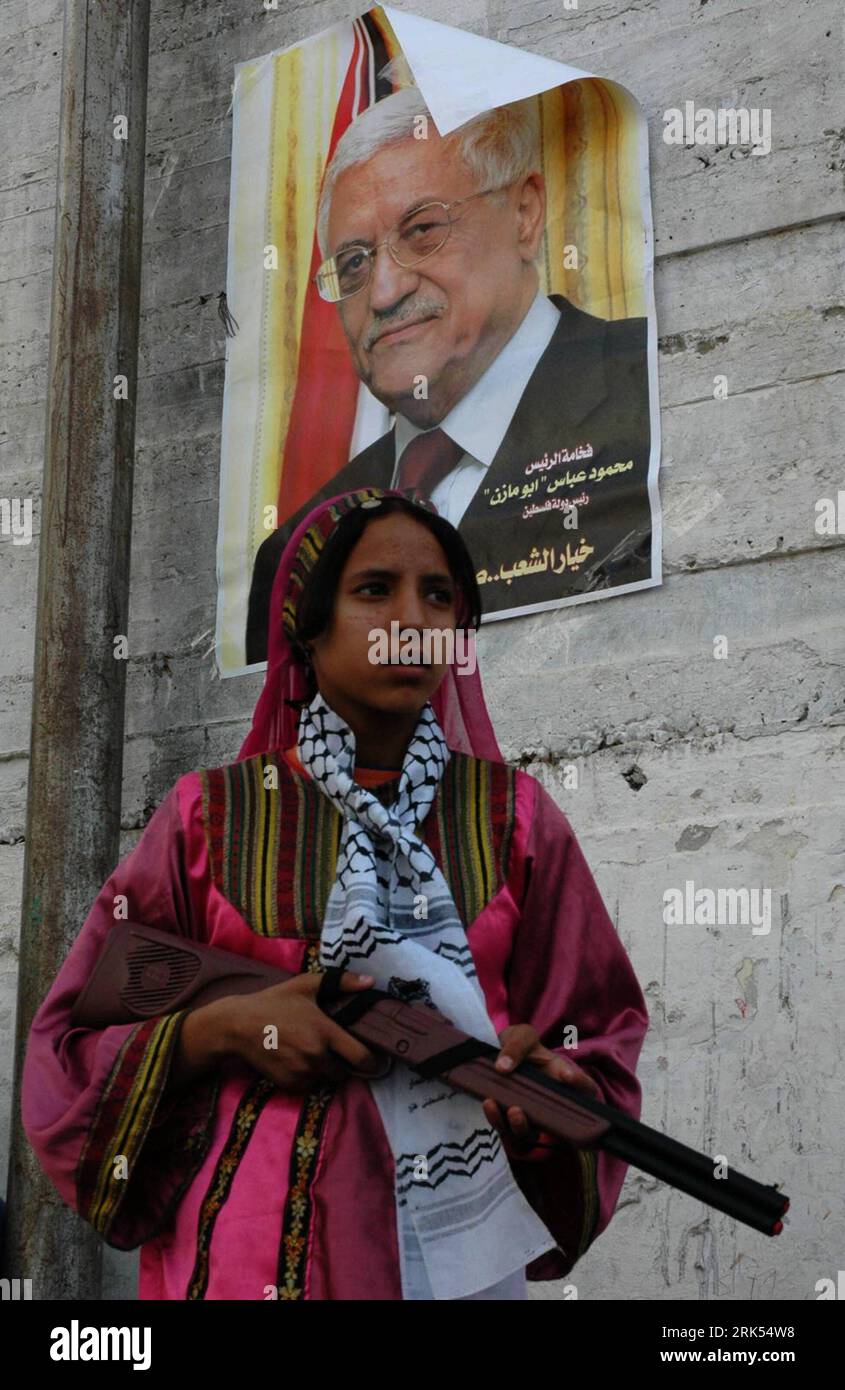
left=22, top=486, right=648, bottom=1300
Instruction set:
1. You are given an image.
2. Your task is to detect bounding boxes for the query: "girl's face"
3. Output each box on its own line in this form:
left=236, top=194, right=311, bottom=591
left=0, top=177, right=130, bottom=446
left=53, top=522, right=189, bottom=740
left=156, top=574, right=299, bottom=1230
left=308, top=512, right=460, bottom=718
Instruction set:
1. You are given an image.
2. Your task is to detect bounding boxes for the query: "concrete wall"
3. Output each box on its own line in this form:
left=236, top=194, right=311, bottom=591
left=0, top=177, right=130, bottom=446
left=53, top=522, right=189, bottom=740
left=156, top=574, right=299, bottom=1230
left=1, top=0, right=842, bottom=1301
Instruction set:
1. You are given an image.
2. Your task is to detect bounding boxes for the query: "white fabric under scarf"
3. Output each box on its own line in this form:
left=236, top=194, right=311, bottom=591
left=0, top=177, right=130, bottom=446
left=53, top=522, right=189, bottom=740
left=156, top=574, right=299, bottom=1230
left=297, top=690, right=556, bottom=1300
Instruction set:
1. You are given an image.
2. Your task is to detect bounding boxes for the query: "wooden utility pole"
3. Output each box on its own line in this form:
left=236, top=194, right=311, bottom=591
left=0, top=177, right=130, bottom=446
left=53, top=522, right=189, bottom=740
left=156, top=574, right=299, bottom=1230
left=3, top=0, right=151, bottom=1299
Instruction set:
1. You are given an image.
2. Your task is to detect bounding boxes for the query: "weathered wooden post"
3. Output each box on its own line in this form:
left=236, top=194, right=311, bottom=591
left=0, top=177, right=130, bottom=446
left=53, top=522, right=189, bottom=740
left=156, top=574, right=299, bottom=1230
left=3, top=0, right=151, bottom=1299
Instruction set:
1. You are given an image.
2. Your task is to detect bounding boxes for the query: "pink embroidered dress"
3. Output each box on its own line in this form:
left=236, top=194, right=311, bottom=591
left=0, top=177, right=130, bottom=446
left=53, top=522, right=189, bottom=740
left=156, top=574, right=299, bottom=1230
left=21, top=488, right=649, bottom=1300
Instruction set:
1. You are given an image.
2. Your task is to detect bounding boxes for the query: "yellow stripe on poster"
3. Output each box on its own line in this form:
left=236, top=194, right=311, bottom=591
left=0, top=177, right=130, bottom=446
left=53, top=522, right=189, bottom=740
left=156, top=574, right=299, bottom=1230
left=257, top=40, right=345, bottom=551
left=542, top=80, right=645, bottom=321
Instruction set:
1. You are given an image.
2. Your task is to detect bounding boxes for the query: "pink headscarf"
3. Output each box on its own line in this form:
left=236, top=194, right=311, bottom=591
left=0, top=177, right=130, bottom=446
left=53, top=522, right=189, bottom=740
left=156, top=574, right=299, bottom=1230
left=238, top=486, right=503, bottom=763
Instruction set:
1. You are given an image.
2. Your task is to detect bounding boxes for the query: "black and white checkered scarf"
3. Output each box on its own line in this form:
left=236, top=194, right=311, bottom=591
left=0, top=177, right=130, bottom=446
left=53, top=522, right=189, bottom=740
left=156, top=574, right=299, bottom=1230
left=297, top=690, right=555, bottom=1299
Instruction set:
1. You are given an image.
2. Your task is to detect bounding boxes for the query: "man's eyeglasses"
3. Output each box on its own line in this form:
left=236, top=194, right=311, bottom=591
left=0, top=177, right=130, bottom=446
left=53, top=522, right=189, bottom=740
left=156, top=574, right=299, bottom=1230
left=314, top=184, right=511, bottom=303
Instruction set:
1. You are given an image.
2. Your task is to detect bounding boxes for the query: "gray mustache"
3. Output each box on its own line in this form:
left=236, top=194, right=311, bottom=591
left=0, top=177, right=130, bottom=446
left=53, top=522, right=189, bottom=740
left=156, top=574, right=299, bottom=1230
left=365, top=299, right=446, bottom=349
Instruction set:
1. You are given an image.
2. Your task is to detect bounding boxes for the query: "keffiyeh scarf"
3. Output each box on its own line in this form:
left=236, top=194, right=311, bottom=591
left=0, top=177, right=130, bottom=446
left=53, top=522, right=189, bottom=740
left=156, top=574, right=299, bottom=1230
left=297, top=690, right=556, bottom=1300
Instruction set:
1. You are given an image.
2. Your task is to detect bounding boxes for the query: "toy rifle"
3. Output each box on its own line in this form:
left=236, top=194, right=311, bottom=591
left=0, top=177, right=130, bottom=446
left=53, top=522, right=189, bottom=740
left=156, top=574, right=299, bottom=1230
left=71, top=921, right=789, bottom=1239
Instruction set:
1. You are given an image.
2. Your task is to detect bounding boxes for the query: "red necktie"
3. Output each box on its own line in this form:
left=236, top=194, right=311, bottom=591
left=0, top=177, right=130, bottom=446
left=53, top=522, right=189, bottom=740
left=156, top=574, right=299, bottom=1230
left=395, top=427, right=464, bottom=496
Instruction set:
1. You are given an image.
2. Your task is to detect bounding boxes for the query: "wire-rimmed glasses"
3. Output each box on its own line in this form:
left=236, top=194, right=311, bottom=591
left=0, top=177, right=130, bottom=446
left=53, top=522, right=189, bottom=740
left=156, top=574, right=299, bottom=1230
left=314, top=184, right=511, bottom=303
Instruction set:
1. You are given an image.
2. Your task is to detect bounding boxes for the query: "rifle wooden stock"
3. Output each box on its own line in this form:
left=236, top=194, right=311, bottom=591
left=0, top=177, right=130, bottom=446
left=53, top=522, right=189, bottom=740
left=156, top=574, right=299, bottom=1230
left=71, top=922, right=789, bottom=1238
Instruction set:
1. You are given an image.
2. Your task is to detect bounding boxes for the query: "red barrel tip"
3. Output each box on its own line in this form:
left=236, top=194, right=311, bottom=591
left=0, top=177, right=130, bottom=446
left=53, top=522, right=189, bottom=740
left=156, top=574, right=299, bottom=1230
left=773, top=1220, right=783, bottom=1235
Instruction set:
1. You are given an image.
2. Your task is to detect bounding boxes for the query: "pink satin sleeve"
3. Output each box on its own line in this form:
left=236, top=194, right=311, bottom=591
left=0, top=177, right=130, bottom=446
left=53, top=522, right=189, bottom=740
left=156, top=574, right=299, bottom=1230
left=21, top=780, right=220, bottom=1249
left=502, top=771, right=649, bottom=1280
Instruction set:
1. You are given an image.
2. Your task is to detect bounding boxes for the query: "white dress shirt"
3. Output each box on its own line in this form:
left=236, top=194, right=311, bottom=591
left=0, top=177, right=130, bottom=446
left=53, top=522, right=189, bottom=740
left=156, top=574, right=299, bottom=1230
left=390, top=290, right=561, bottom=525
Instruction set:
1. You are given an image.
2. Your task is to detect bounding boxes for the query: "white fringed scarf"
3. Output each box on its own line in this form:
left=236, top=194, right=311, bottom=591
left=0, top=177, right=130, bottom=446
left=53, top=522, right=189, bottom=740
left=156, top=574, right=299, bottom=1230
left=297, top=690, right=556, bottom=1300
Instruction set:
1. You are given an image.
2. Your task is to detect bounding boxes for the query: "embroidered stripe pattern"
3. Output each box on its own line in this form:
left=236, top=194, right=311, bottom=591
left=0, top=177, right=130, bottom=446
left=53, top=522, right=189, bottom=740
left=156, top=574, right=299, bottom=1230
left=274, top=943, right=336, bottom=1300
left=281, top=489, right=394, bottom=644
left=202, top=757, right=278, bottom=934
left=185, top=1076, right=278, bottom=1300
left=201, top=752, right=515, bottom=942
left=275, top=1084, right=336, bottom=1300
left=202, top=756, right=342, bottom=938
left=576, top=1149, right=600, bottom=1257
left=288, top=772, right=343, bottom=938
left=433, top=753, right=516, bottom=928
left=77, top=1012, right=187, bottom=1238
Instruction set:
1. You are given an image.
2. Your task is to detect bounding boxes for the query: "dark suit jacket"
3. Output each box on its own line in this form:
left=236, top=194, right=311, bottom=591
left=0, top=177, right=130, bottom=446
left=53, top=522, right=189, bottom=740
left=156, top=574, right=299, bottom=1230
left=246, top=293, right=652, bottom=663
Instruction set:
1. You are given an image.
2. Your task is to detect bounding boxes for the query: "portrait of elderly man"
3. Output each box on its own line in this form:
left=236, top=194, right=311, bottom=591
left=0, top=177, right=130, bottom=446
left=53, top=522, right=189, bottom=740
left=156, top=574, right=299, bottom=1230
left=247, top=85, right=652, bottom=664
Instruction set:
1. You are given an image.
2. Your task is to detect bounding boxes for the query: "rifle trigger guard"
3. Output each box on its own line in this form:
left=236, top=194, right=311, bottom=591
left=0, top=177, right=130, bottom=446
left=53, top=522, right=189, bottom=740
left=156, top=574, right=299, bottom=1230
left=316, top=969, right=395, bottom=1081
left=315, top=965, right=346, bottom=1007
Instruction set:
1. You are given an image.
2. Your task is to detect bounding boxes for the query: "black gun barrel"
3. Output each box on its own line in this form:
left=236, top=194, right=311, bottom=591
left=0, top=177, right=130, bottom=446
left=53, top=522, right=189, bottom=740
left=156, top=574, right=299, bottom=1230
left=514, top=1060, right=788, bottom=1237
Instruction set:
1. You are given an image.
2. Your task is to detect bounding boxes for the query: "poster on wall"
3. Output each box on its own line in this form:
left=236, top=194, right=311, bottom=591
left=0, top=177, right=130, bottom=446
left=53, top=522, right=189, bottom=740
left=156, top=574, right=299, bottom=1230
left=215, top=4, right=662, bottom=676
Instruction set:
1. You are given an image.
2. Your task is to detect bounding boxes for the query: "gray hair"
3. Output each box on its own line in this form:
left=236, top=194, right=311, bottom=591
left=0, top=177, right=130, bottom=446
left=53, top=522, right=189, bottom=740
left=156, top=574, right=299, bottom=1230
left=316, top=86, right=542, bottom=256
